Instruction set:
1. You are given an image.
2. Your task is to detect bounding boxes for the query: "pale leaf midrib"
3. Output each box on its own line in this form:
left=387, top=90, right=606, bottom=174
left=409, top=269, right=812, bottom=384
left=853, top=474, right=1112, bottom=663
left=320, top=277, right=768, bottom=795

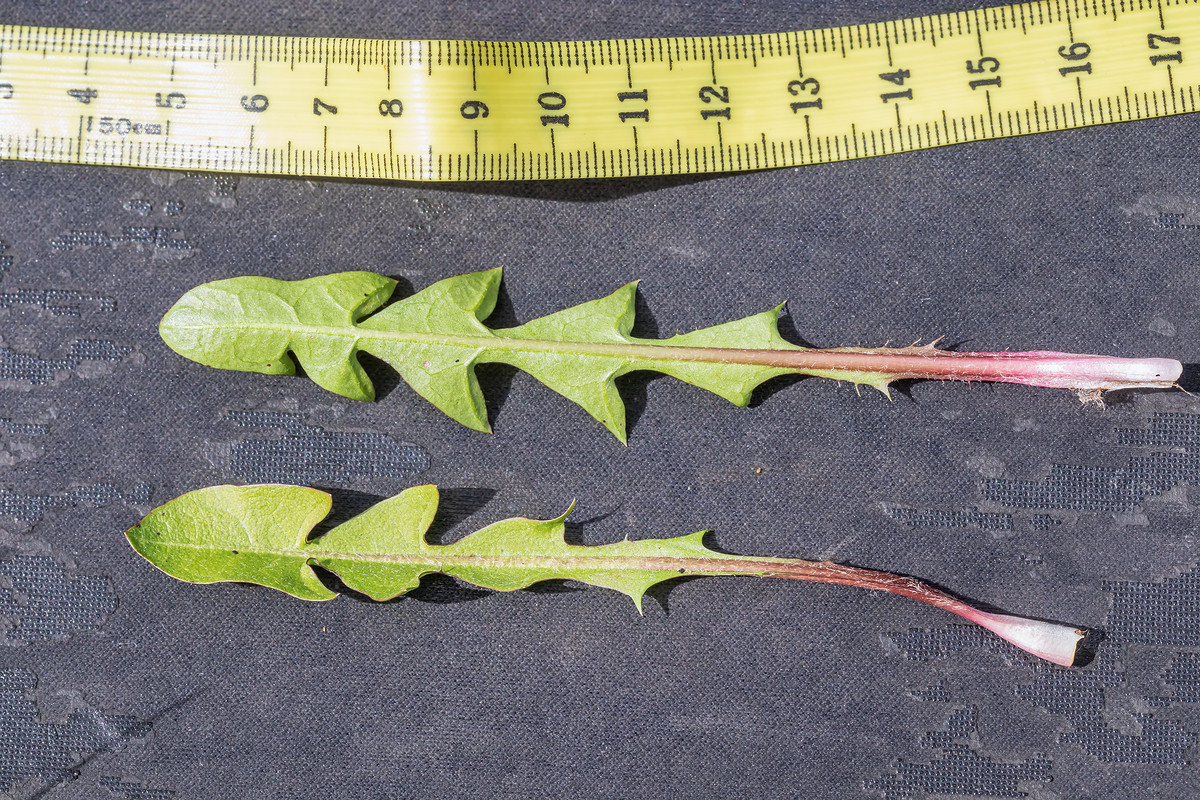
left=145, top=537, right=782, bottom=574
left=163, top=318, right=817, bottom=368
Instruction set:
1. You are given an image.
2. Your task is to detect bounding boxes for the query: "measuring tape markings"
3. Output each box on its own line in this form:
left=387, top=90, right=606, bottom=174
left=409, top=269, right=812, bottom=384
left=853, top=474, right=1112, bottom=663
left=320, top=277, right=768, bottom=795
left=0, top=0, right=1197, bottom=180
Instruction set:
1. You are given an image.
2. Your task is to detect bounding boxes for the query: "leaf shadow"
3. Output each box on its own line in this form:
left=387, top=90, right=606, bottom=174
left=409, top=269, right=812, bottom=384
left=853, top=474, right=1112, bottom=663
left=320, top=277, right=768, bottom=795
left=406, top=573, right=494, bottom=604
left=477, top=362, right=521, bottom=430
left=615, top=289, right=671, bottom=436
left=774, top=305, right=818, bottom=350
left=746, top=373, right=811, bottom=408
left=358, top=352, right=405, bottom=403
left=883, top=379, right=921, bottom=404
left=1178, top=363, right=1200, bottom=393
left=642, top=575, right=708, bottom=614
left=482, top=277, right=521, bottom=328
left=422, top=171, right=739, bottom=202
left=307, top=488, right=388, bottom=539
left=520, top=578, right=588, bottom=596
left=424, top=487, right=499, bottom=545
left=315, top=568, right=493, bottom=605
left=356, top=275, right=414, bottom=403
left=473, top=279, right=523, bottom=427
left=615, top=371, right=666, bottom=437
left=628, top=284, right=661, bottom=340
left=371, top=274, right=417, bottom=302
left=263, top=169, right=741, bottom=202
left=562, top=506, right=623, bottom=545
left=1074, top=629, right=1105, bottom=668
left=294, top=352, right=434, bottom=409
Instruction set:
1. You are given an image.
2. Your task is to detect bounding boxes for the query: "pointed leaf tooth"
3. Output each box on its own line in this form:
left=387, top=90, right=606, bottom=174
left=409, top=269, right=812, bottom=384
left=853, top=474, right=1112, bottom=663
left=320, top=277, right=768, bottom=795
left=637, top=305, right=798, bottom=405
left=923, top=336, right=946, bottom=350
left=550, top=501, right=576, bottom=524
left=288, top=337, right=377, bottom=401
left=293, top=272, right=397, bottom=323
left=492, top=282, right=638, bottom=439
left=441, top=516, right=571, bottom=591
left=391, top=348, right=493, bottom=432
left=313, top=485, right=441, bottom=600
left=610, top=417, right=630, bottom=446
left=360, top=268, right=501, bottom=336
left=505, top=357, right=627, bottom=440
left=501, top=281, right=639, bottom=343
left=631, top=587, right=648, bottom=614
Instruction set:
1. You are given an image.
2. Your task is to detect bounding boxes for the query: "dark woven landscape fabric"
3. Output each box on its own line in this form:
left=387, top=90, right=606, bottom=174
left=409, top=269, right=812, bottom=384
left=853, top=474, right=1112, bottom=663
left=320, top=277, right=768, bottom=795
left=2, top=1, right=1200, bottom=798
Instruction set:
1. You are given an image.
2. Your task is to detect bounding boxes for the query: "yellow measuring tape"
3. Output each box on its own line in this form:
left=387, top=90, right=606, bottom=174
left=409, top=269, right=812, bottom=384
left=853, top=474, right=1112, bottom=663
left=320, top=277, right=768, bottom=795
left=1, top=0, right=1198, bottom=181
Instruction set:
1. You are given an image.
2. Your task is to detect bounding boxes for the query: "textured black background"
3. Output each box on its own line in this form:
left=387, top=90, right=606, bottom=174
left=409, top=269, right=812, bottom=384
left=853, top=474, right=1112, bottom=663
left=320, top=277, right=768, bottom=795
left=3, top=1, right=1200, bottom=798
